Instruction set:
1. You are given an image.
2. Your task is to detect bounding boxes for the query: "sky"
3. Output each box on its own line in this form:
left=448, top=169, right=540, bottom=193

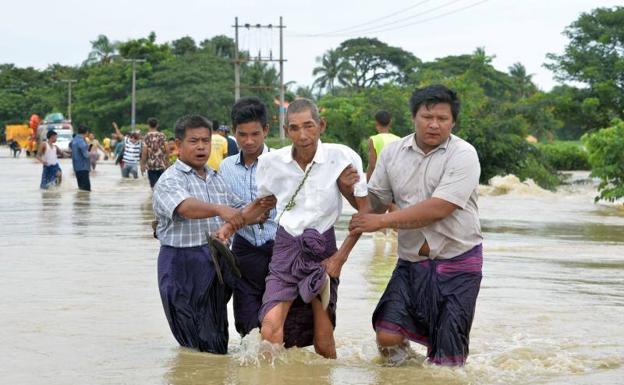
left=1, top=0, right=620, bottom=91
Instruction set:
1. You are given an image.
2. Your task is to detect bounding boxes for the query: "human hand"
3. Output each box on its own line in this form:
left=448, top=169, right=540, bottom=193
left=218, top=205, right=244, bottom=230
left=349, top=213, right=383, bottom=235
left=255, top=195, right=277, bottom=209
left=214, top=223, right=235, bottom=242
left=337, top=164, right=359, bottom=194
left=321, top=252, right=347, bottom=278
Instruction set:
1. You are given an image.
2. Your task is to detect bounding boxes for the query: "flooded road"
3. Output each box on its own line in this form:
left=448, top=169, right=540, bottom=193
left=1, top=151, right=623, bottom=385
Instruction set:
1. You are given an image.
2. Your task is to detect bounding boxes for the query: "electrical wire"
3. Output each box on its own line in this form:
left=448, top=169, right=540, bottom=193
left=306, top=0, right=431, bottom=36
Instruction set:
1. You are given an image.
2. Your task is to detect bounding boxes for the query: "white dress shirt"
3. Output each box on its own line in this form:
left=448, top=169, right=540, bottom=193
left=256, top=140, right=367, bottom=236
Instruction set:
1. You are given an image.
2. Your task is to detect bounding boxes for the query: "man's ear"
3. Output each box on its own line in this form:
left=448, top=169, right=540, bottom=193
left=319, top=118, right=327, bottom=134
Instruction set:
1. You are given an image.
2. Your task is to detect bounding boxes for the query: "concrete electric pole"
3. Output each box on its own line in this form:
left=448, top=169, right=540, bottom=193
left=60, top=79, right=77, bottom=121
left=233, top=17, right=287, bottom=139
left=123, top=58, right=146, bottom=131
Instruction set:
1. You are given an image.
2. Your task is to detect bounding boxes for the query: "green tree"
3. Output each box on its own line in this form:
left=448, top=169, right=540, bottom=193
left=336, top=37, right=419, bottom=89
left=84, top=35, right=118, bottom=65
left=171, top=36, right=197, bottom=56
left=118, top=32, right=173, bottom=64
left=582, top=119, right=624, bottom=202
left=545, top=6, right=624, bottom=130
left=508, top=62, right=537, bottom=99
left=312, top=49, right=351, bottom=95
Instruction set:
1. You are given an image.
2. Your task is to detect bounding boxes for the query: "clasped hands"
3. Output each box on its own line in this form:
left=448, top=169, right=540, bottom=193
left=214, top=195, right=276, bottom=242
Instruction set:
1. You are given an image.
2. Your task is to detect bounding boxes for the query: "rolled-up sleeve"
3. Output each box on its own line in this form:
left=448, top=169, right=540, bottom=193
left=153, top=175, right=191, bottom=220
left=432, top=148, right=480, bottom=209
left=367, top=148, right=394, bottom=212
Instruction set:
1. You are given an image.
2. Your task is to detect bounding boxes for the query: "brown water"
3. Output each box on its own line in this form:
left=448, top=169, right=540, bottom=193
left=1, top=152, right=623, bottom=385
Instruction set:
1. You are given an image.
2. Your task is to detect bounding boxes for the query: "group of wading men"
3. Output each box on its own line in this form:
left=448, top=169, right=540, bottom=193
left=152, top=84, right=483, bottom=366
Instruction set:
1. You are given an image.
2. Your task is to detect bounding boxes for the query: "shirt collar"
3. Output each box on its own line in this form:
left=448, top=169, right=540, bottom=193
left=279, top=140, right=326, bottom=164
left=403, top=134, right=452, bottom=154
left=174, top=159, right=211, bottom=176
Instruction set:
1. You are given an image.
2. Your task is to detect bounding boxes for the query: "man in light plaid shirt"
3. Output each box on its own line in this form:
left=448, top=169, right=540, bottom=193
left=153, top=115, right=275, bottom=354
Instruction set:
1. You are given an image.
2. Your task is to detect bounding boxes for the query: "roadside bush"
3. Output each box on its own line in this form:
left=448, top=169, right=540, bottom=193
left=582, top=120, right=624, bottom=202
left=537, top=141, right=590, bottom=170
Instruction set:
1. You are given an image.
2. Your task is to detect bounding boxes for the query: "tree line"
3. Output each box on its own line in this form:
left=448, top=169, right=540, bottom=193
left=1, top=6, right=622, bottom=197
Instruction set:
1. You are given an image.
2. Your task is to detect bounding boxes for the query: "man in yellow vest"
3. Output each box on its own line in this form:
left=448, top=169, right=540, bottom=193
left=206, top=127, right=229, bottom=171
left=367, top=110, right=400, bottom=181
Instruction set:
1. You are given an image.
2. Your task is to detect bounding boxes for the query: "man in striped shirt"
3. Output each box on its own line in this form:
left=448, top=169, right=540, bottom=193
left=152, top=114, right=275, bottom=354
left=113, top=124, right=142, bottom=178
left=219, top=97, right=277, bottom=339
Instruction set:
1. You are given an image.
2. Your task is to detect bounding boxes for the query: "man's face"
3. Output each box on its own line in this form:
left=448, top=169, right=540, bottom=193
left=286, top=110, right=325, bottom=151
left=49, top=135, right=57, bottom=144
left=234, top=121, right=268, bottom=158
left=176, top=127, right=212, bottom=170
left=413, top=103, right=455, bottom=153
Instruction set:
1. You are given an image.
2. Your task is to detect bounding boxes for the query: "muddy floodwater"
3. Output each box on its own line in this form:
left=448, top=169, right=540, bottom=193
left=1, top=151, right=623, bottom=385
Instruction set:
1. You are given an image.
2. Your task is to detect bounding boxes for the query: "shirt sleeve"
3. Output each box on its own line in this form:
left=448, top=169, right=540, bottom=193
left=367, top=146, right=394, bottom=212
left=79, top=140, right=89, bottom=159
left=227, top=190, right=245, bottom=209
left=153, top=174, right=191, bottom=220
left=346, top=147, right=368, bottom=197
left=255, top=154, right=274, bottom=198
left=432, top=148, right=480, bottom=209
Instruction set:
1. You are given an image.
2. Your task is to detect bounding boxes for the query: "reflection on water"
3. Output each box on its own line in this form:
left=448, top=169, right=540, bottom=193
left=1, top=153, right=623, bottom=385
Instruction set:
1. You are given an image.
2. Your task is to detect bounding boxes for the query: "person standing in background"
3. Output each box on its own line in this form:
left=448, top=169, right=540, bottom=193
left=141, top=117, right=169, bottom=188
left=71, top=125, right=91, bottom=191
left=366, top=110, right=400, bottom=181
left=36, top=130, right=62, bottom=189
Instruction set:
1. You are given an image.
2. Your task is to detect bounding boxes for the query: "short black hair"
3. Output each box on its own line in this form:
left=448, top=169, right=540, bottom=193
left=409, top=84, right=460, bottom=122
left=231, top=96, right=268, bottom=130
left=174, top=115, right=212, bottom=140
left=147, top=117, right=159, bottom=128
left=374, top=110, right=391, bottom=127
left=46, top=130, right=57, bottom=139
left=77, top=124, right=89, bottom=134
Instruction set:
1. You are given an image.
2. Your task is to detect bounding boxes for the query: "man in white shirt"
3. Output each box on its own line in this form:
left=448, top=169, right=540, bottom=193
left=252, top=98, right=367, bottom=358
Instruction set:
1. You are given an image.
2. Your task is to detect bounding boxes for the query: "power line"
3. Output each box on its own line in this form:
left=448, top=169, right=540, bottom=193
left=288, top=0, right=488, bottom=38
left=351, top=0, right=489, bottom=36
left=306, top=0, right=430, bottom=36
left=315, top=0, right=464, bottom=37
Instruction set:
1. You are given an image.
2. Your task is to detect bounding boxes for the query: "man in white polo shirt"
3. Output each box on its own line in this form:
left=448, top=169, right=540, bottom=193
left=253, top=98, right=368, bottom=359
left=350, top=84, right=483, bottom=366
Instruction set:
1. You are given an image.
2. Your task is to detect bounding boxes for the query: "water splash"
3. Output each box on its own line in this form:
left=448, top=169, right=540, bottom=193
left=480, top=175, right=552, bottom=197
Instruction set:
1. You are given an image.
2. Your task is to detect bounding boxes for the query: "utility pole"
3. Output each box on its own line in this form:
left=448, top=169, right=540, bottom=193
left=234, top=17, right=240, bottom=101
left=233, top=17, right=286, bottom=139
left=123, top=58, right=146, bottom=131
left=60, top=79, right=77, bottom=121
left=278, top=16, right=285, bottom=140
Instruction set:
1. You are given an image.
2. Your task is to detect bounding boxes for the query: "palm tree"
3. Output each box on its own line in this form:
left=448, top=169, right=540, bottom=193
left=508, top=62, right=537, bottom=98
left=85, top=35, right=118, bottom=65
left=312, top=49, right=351, bottom=95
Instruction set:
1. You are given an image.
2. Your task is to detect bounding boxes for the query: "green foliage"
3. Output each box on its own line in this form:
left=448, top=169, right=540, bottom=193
left=546, top=6, right=624, bottom=131
left=334, top=37, right=420, bottom=89
left=537, top=141, right=590, bottom=170
left=515, top=154, right=561, bottom=191
left=582, top=120, right=624, bottom=202
left=265, top=137, right=290, bottom=149
left=318, top=85, right=411, bottom=156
